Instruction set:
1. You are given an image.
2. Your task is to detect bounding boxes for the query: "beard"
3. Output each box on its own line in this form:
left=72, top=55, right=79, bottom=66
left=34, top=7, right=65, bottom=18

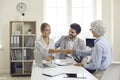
left=69, top=34, right=76, bottom=39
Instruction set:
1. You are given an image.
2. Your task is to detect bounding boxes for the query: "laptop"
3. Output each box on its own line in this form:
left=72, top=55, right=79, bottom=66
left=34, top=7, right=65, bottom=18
left=34, top=51, right=57, bottom=68
left=86, top=38, right=95, bottom=47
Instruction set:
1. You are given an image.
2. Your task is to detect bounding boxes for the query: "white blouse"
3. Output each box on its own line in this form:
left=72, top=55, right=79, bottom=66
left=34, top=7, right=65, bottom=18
left=35, top=36, right=55, bottom=59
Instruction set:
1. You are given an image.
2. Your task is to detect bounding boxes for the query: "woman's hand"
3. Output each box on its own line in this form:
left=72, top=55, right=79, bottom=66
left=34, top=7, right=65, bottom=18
left=46, top=56, right=54, bottom=61
left=74, top=63, right=84, bottom=67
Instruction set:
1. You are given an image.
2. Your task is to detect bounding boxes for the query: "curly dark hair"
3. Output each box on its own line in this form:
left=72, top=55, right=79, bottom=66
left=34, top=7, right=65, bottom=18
left=70, top=23, right=81, bottom=34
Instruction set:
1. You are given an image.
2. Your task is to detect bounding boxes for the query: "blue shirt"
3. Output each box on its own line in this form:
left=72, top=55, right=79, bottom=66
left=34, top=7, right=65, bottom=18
left=76, top=36, right=114, bottom=70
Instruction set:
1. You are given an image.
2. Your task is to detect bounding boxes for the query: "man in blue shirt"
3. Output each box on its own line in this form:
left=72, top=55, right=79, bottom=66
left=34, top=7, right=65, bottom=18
left=65, top=20, right=114, bottom=79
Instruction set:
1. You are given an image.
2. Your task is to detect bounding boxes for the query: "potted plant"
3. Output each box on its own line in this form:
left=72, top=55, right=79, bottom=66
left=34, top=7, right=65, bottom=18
left=27, top=29, right=32, bottom=34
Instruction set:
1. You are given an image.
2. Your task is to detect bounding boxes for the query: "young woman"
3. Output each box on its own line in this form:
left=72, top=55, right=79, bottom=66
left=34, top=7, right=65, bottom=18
left=35, top=23, right=66, bottom=61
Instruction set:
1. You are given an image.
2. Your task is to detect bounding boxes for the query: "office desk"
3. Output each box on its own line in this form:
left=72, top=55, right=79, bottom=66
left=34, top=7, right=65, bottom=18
left=31, top=61, right=98, bottom=80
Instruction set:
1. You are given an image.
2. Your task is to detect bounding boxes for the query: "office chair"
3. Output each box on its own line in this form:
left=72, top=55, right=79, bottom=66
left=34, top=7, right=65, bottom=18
left=100, top=62, right=120, bottom=80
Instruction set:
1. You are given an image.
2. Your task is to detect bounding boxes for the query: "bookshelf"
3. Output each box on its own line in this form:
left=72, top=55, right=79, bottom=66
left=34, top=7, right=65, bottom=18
left=9, top=21, right=36, bottom=76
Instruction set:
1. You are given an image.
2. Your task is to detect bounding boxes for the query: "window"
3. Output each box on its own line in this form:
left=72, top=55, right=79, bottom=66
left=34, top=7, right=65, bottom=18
left=44, top=0, right=101, bottom=41
left=44, top=0, right=68, bottom=41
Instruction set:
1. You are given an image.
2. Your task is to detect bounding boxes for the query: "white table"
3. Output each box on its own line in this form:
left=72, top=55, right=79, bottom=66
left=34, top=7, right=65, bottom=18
left=31, top=61, right=98, bottom=80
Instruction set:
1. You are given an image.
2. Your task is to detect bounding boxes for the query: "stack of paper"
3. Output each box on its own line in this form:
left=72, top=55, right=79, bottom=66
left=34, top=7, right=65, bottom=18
left=53, top=59, right=74, bottom=66
left=42, top=70, right=64, bottom=77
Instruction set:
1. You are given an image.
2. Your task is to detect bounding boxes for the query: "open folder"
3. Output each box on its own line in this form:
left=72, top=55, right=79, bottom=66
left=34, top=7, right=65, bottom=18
left=42, top=70, right=64, bottom=77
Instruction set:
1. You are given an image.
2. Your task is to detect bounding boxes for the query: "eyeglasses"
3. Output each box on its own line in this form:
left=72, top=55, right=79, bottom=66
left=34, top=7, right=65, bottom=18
left=89, top=29, right=92, bottom=31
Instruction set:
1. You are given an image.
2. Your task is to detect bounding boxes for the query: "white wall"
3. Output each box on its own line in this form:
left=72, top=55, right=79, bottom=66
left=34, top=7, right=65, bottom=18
left=102, top=0, right=120, bottom=61
left=113, top=0, right=120, bottom=61
left=102, top=0, right=113, bottom=43
left=0, top=0, right=43, bottom=74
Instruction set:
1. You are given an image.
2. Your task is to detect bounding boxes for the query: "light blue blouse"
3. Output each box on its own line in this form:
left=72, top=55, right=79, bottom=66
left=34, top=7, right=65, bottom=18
left=76, top=36, right=114, bottom=70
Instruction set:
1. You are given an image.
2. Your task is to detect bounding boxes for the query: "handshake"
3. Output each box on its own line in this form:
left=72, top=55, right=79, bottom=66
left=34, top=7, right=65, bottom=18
left=49, top=49, right=76, bottom=54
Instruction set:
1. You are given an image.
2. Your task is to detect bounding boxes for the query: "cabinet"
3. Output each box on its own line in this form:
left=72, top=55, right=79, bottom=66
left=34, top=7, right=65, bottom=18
left=9, top=21, right=36, bottom=76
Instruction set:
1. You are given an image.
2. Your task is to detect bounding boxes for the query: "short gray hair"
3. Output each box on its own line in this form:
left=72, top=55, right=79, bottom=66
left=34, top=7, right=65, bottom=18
left=90, top=20, right=106, bottom=36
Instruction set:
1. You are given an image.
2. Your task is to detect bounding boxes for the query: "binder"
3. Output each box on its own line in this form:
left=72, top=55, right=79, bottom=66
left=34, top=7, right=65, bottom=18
left=25, top=37, right=35, bottom=47
left=23, top=49, right=26, bottom=60
left=13, top=36, right=17, bottom=47
left=11, top=36, right=14, bottom=47
left=16, top=36, right=20, bottom=47
left=16, top=50, right=22, bottom=60
left=11, top=50, right=14, bottom=60
left=19, top=36, right=22, bottom=47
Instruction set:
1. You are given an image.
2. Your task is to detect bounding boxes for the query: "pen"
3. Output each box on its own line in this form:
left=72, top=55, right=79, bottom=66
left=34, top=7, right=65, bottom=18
left=42, top=73, right=52, bottom=77
left=53, top=73, right=65, bottom=77
left=42, top=73, right=64, bottom=77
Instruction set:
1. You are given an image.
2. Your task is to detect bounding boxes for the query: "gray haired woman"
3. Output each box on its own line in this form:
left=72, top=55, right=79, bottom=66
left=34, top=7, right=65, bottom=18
left=65, top=20, right=114, bottom=79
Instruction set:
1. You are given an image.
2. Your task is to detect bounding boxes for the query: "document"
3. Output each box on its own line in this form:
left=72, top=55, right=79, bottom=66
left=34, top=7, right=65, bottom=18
left=42, top=70, right=64, bottom=77
left=53, top=59, right=74, bottom=66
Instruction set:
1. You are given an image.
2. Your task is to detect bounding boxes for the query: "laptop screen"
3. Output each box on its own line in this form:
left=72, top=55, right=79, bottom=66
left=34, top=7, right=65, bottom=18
left=34, top=51, right=43, bottom=67
left=86, top=38, right=95, bottom=47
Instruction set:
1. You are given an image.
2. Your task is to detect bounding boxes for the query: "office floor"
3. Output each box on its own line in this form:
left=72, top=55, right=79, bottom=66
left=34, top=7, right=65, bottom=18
left=0, top=75, right=30, bottom=80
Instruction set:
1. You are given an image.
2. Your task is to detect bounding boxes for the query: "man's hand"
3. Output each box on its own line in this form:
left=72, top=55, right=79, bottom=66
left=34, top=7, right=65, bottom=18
left=55, top=49, right=75, bottom=54
left=49, top=49, right=56, bottom=54
left=46, top=56, right=54, bottom=61
left=74, top=63, right=84, bottom=67
left=49, top=49, right=76, bottom=54
left=66, top=50, right=76, bottom=54
left=49, top=49, right=68, bottom=54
